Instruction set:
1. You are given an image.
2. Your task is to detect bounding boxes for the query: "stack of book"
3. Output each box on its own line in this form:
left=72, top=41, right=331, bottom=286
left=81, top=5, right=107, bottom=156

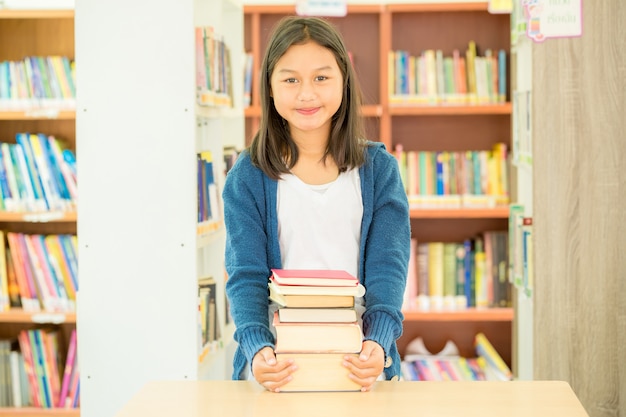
left=268, top=268, right=366, bottom=392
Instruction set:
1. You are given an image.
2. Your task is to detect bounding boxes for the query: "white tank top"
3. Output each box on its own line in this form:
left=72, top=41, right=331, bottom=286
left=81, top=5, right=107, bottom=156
left=277, top=168, right=363, bottom=278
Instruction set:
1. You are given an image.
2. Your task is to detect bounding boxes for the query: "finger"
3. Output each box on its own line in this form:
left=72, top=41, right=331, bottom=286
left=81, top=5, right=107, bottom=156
left=348, top=373, right=377, bottom=392
left=259, top=346, right=277, bottom=366
left=257, top=359, right=298, bottom=390
left=259, top=365, right=296, bottom=392
left=360, top=340, right=384, bottom=360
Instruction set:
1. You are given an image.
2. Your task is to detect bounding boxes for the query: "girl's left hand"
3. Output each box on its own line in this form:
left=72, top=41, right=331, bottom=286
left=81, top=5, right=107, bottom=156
left=343, top=340, right=385, bottom=392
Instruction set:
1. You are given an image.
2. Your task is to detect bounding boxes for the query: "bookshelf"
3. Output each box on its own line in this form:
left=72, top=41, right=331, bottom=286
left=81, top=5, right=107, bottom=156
left=0, top=5, right=78, bottom=416
left=243, top=1, right=513, bottom=368
left=76, top=0, right=244, bottom=415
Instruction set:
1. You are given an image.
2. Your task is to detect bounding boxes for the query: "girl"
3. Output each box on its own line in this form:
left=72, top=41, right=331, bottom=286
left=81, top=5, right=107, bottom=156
left=223, top=16, right=410, bottom=392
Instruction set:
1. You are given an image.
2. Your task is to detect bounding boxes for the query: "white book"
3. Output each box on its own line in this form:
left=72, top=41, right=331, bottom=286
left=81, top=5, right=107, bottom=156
left=277, top=307, right=357, bottom=323
left=9, top=351, right=22, bottom=407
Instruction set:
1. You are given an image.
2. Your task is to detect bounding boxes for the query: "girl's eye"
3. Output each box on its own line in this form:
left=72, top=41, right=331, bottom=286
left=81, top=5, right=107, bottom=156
left=315, top=76, right=328, bottom=81
left=285, top=78, right=298, bottom=83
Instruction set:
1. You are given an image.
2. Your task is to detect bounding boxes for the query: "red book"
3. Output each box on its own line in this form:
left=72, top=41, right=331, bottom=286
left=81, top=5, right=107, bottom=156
left=270, top=269, right=359, bottom=287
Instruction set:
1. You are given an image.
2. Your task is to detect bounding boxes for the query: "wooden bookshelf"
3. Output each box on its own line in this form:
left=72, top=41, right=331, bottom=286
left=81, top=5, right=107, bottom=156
left=0, top=7, right=78, bottom=414
left=0, top=211, right=76, bottom=223
left=0, top=408, right=79, bottom=416
left=0, top=309, right=76, bottom=324
left=0, top=111, right=76, bottom=120
left=244, top=2, right=513, bottom=369
left=410, top=207, right=509, bottom=219
left=0, top=9, right=74, bottom=19
left=389, top=103, right=511, bottom=116
left=402, top=307, right=513, bottom=322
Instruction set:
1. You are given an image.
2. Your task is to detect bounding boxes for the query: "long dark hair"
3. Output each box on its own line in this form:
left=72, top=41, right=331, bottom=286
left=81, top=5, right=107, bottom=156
left=249, top=16, right=367, bottom=180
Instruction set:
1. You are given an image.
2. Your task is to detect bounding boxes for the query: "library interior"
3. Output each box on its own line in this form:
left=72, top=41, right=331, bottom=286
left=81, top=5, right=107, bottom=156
left=0, top=0, right=622, bottom=416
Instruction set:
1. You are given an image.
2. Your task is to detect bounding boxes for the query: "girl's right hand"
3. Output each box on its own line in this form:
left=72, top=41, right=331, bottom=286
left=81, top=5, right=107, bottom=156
left=251, top=346, right=297, bottom=392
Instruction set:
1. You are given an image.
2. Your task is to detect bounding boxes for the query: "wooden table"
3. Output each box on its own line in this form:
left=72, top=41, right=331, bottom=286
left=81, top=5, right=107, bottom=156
left=115, top=380, right=589, bottom=417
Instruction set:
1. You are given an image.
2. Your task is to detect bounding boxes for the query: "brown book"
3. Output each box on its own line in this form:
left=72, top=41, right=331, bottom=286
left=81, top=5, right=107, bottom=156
left=271, top=293, right=355, bottom=308
left=275, top=352, right=361, bottom=392
left=268, top=280, right=361, bottom=308
left=272, top=311, right=362, bottom=353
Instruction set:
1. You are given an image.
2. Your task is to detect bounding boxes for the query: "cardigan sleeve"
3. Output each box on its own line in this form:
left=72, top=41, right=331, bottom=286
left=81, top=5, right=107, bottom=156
left=222, top=154, right=276, bottom=370
left=359, top=145, right=411, bottom=362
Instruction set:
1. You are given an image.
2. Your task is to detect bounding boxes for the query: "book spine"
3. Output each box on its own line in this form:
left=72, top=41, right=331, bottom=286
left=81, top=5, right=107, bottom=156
left=45, top=235, right=76, bottom=304
left=17, top=330, right=42, bottom=407
left=7, top=232, right=39, bottom=310
left=0, top=231, right=9, bottom=311
left=498, top=49, right=507, bottom=102
left=475, top=332, right=512, bottom=379
left=60, top=57, right=76, bottom=98
left=58, top=329, right=77, bottom=407
left=28, top=329, right=51, bottom=407
left=22, top=234, right=58, bottom=312
left=41, top=136, right=70, bottom=204
left=1, top=143, right=22, bottom=210
left=27, top=134, right=57, bottom=210
left=16, top=133, right=48, bottom=211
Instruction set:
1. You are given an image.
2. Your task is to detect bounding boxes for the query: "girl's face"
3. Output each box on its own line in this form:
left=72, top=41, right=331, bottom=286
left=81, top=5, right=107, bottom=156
left=270, top=41, right=343, bottom=142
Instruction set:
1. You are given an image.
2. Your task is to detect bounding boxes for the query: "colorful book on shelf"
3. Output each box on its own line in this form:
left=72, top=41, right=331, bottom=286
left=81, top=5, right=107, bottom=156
left=427, top=242, right=444, bottom=310
left=198, top=276, right=220, bottom=347
left=270, top=268, right=359, bottom=287
left=28, top=329, right=52, bottom=407
left=7, top=232, right=39, bottom=311
left=17, top=330, right=42, bottom=407
left=0, top=230, right=9, bottom=311
left=44, top=235, right=77, bottom=304
left=275, top=352, right=360, bottom=392
left=272, top=311, right=362, bottom=354
left=58, top=328, right=77, bottom=407
left=474, top=332, right=512, bottom=380
left=22, top=234, right=60, bottom=312
left=6, top=247, right=22, bottom=308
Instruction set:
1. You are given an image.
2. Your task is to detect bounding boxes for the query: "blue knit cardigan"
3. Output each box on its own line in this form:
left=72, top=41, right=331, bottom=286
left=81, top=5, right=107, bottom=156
left=223, top=141, right=410, bottom=381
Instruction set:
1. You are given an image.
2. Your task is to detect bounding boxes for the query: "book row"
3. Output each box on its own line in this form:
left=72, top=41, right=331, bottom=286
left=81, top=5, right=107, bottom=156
left=243, top=52, right=253, bottom=108
left=509, top=204, right=534, bottom=297
left=197, top=151, right=220, bottom=224
left=0, top=133, right=77, bottom=213
left=404, top=231, right=510, bottom=312
left=401, top=333, right=512, bottom=381
left=195, top=26, right=234, bottom=107
left=389, top=43, right=507, bottom=106
left=0, top=56, right=76, bottom=110
left=0, top=328, right=79, bottom=408
left=197, top=276, right=221, bottom=353
left=394, top=143, right=509, bottom=209
left=0, top=232, right=78, bottom=313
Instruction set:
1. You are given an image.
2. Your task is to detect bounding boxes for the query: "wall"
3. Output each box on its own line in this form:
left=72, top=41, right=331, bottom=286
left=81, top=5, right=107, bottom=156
left=532, top=2, right=625, bottom=417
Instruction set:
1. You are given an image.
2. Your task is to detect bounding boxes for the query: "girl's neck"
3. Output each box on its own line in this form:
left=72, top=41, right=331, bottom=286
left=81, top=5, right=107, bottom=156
left=289, top=134, right=338, bottom=185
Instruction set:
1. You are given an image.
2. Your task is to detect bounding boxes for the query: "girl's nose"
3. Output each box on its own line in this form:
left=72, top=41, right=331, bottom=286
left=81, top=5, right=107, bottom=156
left=297, top=81, right=316, bottom=101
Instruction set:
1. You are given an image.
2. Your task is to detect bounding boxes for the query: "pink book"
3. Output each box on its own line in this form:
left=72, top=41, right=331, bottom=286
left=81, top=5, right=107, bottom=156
left=58, top=329, right=77, bottom=407
left=67, top=356, right=80, bottom=408
left=22, top=234, right=58, bottom=311
left=270, top=269, right=359, bottom=287
left=17, top=330, right=42, bottom=407
left=415, top=359, right=436, bottom=381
